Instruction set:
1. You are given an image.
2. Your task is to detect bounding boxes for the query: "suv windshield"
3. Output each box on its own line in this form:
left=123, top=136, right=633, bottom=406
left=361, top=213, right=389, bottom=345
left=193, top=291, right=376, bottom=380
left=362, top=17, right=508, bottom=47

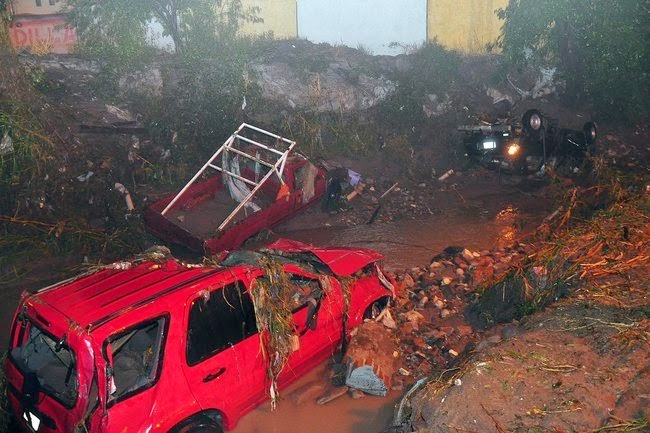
left=11, top=322, right=78, bottom=408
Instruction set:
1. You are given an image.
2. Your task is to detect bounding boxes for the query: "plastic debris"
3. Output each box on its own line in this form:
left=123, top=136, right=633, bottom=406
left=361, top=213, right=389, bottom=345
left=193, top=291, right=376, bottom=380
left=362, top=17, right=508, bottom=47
left=438, top=169, right=455, bottom=181
left=114, top=182, right=135, bottom=211
left=0, top=132, right=13, bottom=155
left=77, top=171, right=94, bottom=182
left=345, top=365, right=387, bottom=396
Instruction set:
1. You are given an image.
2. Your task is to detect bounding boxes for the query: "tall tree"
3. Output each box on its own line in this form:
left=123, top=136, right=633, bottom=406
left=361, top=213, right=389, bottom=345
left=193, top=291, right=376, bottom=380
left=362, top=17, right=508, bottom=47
left=66, top=0, right=258, bottom=57
left=496, top=0, right=649, bottom=121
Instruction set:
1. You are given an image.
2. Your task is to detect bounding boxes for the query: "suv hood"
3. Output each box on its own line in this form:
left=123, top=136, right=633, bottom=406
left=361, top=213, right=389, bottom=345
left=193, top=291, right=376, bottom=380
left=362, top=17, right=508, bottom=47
left=263, top=239, right=384, bottom=277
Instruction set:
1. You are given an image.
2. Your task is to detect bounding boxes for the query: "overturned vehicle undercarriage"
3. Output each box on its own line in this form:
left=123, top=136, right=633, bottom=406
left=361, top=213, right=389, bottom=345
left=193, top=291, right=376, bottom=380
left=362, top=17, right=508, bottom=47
left=459, top=109, right=598, bottom=175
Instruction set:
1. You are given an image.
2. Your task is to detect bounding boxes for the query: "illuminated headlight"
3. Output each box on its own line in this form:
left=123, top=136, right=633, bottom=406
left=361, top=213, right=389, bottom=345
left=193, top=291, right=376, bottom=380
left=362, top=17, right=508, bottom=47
left=481, top=140, right=497, bottom=150
left=507, top=143, right=520, bottom=156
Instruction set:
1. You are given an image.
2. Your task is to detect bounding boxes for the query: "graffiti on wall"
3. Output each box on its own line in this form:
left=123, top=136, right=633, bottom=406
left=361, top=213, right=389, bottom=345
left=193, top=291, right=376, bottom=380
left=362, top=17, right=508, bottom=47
left=9, top=15, right=77, bottom=54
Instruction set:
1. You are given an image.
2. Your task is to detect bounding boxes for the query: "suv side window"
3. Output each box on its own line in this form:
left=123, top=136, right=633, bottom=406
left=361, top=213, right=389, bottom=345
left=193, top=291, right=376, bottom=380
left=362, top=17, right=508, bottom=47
left=187, top=282, right=257, bottom=366
left=288, top=273, right=322, bottom=312
left=107, top=316, right=167, bottom=404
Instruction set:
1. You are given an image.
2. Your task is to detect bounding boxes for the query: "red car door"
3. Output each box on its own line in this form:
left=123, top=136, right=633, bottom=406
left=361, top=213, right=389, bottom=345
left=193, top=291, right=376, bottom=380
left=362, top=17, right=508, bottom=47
left=278, top=268, right=345, bottom=384
left=181, top=277, right=266, bottom=426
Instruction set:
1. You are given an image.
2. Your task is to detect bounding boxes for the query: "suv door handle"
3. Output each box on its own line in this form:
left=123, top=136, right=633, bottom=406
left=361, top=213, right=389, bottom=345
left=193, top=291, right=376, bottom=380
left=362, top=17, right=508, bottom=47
left=203, top=367, right=226, bottom=383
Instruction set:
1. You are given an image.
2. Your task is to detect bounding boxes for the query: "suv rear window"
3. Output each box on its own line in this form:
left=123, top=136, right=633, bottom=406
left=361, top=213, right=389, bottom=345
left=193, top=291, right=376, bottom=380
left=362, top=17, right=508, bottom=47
left=107, top=316, right=167, bottom=404
left=10, top=323, right=78, bottom=408
left=187, top=282, right=257, bottom=365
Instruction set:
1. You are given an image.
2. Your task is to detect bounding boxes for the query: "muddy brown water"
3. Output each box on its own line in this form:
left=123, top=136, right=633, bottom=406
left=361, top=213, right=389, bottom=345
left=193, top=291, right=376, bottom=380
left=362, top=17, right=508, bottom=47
left=232, top=363, right=397, bottom=433
left=230, top=182, right=550, bottom=433
left=274, top=190, right=546, bottom=271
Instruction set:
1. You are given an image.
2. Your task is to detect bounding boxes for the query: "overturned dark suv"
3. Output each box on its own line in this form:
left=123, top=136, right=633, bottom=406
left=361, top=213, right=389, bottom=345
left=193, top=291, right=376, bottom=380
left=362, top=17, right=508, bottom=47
left=459, top=109, right=598, bottom=174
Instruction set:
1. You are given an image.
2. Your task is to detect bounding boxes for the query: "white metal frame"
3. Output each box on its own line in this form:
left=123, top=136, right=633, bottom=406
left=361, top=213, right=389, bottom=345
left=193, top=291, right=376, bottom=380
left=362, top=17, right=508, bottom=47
left=161, top=123, right=297, bottom=231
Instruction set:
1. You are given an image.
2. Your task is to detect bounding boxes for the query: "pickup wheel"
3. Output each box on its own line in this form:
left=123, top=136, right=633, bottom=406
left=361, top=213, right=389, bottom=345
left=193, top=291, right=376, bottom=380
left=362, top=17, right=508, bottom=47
left=363, top=296, right=391, bottom=320
left=522, top=109, right=543, bottom=139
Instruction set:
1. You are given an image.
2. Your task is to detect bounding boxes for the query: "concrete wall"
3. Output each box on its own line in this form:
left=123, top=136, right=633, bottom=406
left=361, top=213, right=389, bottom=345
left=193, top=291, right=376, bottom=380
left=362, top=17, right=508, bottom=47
left=428, top=0, right=507, bottom=53
left=240, top=0, right=298, bottom=39
left=9, top=14, right=76, bottom=54
left=243, top=0, right=505, bottom=54
left=10, top=0, right=66, bottom=16
left=297, top=0, right=427, bottom=56
left=9, top=0, right=507, bottom=55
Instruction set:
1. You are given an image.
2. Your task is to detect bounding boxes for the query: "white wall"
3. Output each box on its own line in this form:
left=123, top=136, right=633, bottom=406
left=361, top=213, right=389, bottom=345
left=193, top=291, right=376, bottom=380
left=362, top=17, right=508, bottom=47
left=297, top=0, right=427, bottom=56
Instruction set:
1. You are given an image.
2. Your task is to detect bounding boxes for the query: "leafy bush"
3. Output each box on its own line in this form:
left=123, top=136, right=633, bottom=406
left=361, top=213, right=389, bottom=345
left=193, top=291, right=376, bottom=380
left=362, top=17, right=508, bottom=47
left=378, top=41, right=460, bottom=133
left=496, top=0, right=649, bottom=121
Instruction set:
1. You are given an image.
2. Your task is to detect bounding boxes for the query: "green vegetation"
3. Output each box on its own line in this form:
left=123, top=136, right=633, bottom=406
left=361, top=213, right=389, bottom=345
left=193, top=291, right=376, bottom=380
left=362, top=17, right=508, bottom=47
left=379, top=41, right=460, bottom=133
left=496, top=0, right=650, bottom=121
left=65, top=0, right=260, bottom=61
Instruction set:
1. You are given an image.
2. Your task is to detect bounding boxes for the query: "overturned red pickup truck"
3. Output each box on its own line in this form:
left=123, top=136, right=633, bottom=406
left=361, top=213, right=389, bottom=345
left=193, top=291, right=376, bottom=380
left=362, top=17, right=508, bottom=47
left=5, top=240, right=395, bottom=433
left=145, top=124, right=327, bottom=255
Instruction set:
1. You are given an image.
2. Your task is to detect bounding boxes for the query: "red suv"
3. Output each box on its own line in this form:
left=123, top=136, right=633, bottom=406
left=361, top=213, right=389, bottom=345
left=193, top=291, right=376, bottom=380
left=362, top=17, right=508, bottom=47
left=5, top=240, right=395, bottom=433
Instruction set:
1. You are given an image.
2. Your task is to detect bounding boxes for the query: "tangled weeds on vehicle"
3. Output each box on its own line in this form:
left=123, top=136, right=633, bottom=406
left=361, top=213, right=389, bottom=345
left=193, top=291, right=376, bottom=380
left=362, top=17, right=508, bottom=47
left=250, top=257, right=298, bottom=409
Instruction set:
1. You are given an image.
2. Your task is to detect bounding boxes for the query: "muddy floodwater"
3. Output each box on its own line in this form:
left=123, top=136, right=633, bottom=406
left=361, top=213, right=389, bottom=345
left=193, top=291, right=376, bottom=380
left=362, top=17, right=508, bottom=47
left=275, top=185, right=547, bottom=271
left=232, top=363, right=398, bottom=433
left=233, top=180, right=551, bottom=433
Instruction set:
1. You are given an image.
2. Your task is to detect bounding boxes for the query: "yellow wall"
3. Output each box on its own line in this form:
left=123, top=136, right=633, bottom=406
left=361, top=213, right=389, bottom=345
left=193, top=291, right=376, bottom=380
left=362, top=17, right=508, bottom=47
left=428, top=0, right=507, bottom=53
left=239, top=0, right=298, bottom=39
left=11, top=0, right=66, bottom=16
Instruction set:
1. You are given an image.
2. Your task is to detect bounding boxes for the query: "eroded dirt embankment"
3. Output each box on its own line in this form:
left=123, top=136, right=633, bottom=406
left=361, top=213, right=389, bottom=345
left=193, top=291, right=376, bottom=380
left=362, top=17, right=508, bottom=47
left=392, top=185, right=649, bottom=433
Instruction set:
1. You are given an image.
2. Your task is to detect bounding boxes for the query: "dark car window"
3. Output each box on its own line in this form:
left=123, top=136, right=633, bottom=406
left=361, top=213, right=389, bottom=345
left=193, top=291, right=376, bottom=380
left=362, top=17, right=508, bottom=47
left=288, top=274, right=322, bottom=311
left=10, top=322, right=78, bottom=408
left=186, top=282, right=257, bottom=366
left=107, top=316, right=167, bottom=403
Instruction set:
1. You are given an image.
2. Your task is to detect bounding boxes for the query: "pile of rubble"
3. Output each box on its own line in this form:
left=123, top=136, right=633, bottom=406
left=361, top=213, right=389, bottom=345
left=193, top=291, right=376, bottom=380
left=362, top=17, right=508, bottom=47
left=388, top=243, right=532, bottom=383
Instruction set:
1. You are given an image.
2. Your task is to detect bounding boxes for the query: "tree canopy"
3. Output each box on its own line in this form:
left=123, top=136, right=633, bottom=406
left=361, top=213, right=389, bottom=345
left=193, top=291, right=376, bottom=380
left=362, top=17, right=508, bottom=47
left=65, top=0, right=259, bottom=60
left=497, top=0, right=649, bottom=121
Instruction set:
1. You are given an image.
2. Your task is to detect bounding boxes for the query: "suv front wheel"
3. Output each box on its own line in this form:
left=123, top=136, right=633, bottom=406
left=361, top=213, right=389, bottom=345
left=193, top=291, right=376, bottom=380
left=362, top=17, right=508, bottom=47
left=172, top=414, right=224, bottom=433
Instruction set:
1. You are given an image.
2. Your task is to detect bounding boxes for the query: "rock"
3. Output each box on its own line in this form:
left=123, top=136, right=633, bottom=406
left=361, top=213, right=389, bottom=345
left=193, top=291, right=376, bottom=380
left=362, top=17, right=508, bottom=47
left=344, top=321, right=400, bottom=394
left=462, top=248, right=475, bottom=262
left=403, top=273, right=416, bottom=288
left=403, top=310, right=425, bottom=326
left=249, top=61, right=395, bottom=112
left=346, top=365, right=388, bottom=396
left=381, top=310, right=398, bottom=329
